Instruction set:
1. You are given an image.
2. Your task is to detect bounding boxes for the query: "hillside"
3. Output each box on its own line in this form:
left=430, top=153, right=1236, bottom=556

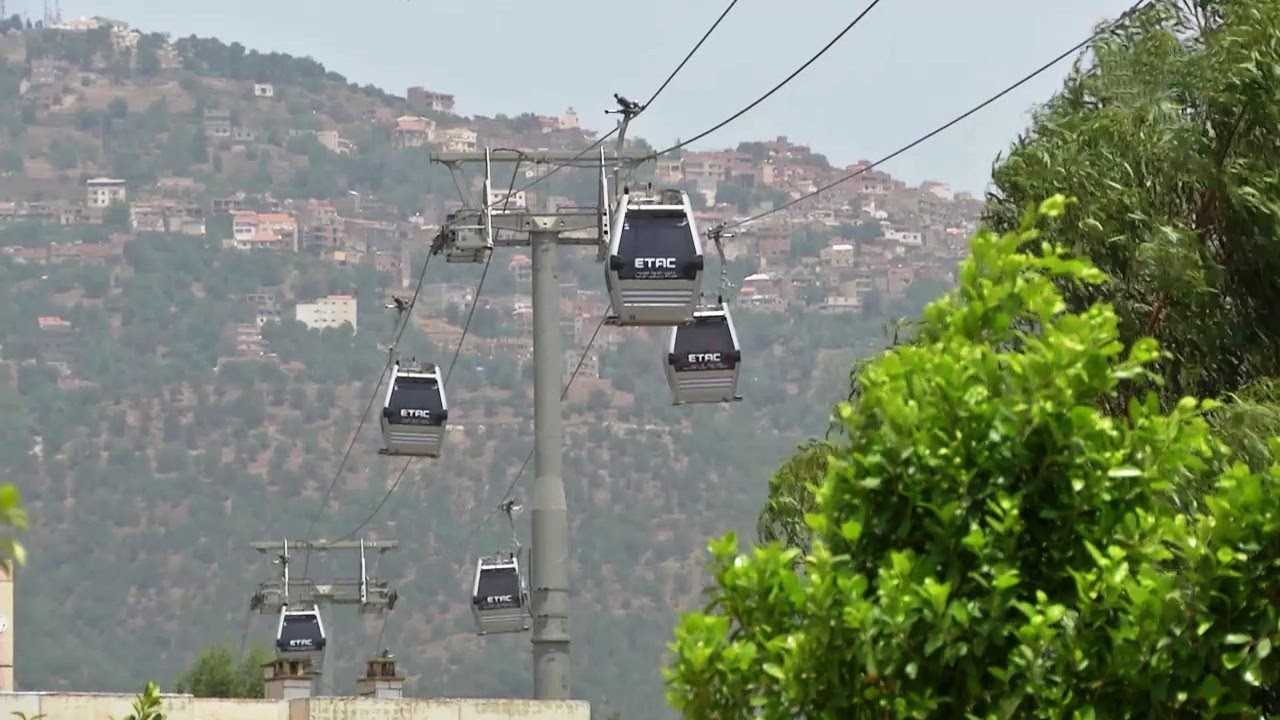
left=0, top=21, right=617, bottom=215
left=0, top=17, right=974, bottom=719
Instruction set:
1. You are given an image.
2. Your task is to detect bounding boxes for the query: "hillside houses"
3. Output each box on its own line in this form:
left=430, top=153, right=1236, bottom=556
left=407, top=87, right=455, bottom=114
left=440, top=127, right=478, bottom=153
left=0, top=17, right=985, bottom=357
left=224, top=210, right=298, bottom=251
left=393, top=116, right=436, bottom=148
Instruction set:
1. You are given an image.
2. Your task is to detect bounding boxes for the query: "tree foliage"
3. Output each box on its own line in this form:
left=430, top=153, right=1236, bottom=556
left=985, top=0, right=1280, bottom=413
left=665, top=197, right=1280, bottom=718
left=754, top=439, right=829, bottom=554
left=754, top=0, right=1280, bottom=558
left=173, top=643, right=270, bottom=699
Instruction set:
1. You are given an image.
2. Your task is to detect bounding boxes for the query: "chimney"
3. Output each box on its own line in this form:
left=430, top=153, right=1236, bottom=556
left=357, top=653, right=404, bottom=699
left=0, top=561, right=12, bottom=691
left=262, top=657, right=316, bottom=700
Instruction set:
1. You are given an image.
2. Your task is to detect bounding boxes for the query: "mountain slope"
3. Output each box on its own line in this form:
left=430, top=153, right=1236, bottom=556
left=0, top=20, right=972, bottom=719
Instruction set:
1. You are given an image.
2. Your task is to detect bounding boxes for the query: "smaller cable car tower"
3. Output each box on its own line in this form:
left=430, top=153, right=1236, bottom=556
left=248, top=539, right=399, bottom=695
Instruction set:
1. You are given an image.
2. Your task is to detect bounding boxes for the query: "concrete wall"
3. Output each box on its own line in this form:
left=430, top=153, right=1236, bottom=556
left=0, top=561, right=11, bottom=692
left=0, top=693, right=590, bottom=720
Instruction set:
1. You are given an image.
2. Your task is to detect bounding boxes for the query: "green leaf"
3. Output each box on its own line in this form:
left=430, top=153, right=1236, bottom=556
left=839, top=519, right=863, bottom=543
left=992, top=569, right=1020, bottom=591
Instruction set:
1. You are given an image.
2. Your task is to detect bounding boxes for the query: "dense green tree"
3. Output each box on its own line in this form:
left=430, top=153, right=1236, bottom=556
left=136, top=33, right=165, bottom=76
left=787, top=227, right=830, bottom=263
left=985, top=0, right=1280, bottom=416
left=714, top=181, right=750, bottom=211
left=174, top=643, right=271, bottom=698
left=666, top=198, right=1280, bottom=718
left=754, top=438, right=830, bottom=554
left=749, top=0, right=1280, bottom=550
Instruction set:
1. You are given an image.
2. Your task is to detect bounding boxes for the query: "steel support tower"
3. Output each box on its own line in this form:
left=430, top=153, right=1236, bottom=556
left=249, top=539, right=399, bottom=695
left=431, top=147, right=647, bottom=700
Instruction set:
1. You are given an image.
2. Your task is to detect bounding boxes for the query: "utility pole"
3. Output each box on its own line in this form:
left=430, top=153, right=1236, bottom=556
left=431, top=146, right=647, bottom=700
left=249, top=539, right=399, bottom=695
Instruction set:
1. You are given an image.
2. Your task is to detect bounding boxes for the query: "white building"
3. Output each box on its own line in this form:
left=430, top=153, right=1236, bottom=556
left=85, top=177, right=126, bottom=208
left=884, top=227, right=923, bottom=248
left=295, top=294, right=357, bottom=333
left=441, top=127, right=478, bottom=153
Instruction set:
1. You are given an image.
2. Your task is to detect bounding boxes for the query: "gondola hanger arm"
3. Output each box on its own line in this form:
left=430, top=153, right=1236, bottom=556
left=606, top=94, right=642, bottom=208
left=707, top=223, right=735, bottom=304
left=499, top=498, right=523, bottom=552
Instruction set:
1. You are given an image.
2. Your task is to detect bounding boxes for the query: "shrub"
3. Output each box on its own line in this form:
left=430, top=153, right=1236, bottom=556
left=665, top=196, right=1280, bottom=718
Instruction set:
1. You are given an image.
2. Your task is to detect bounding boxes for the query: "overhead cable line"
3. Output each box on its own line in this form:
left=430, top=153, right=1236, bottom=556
left=334, top=457, right=413, bottom=544
left=463, top=0, right=1153, bottom=538
left=332, top=157, right=528, bottom=543
left=723, top=0, right=1153, bottom=232
left=646, top=0, right=886, bottom=161
left=446, top=154, right=525, bottom=383
left=462, top=313, right=608, bottom=543
left=485, top=0, right=743, bottom=209
left=299, top=249, right=436, bottom=577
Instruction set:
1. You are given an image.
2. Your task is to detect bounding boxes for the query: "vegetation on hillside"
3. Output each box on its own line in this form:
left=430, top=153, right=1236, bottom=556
left=0, top=21, right=591, bottom=212
left=667, top=197, right=1280, bottom=717
left=0, top=14, right=959, bottom=719
left=0, top=215, right=942, bottom=716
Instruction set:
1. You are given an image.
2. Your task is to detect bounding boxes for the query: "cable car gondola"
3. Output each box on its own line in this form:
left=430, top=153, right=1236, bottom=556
left=470, top=554, right=530, bottom=635
left=605, top=188, right=704, bottom=326
left=380, top=361, right=448, bottom=458
left=275, top=604, right=327, bottom=657
left=665, top=306, right=743, bottom=405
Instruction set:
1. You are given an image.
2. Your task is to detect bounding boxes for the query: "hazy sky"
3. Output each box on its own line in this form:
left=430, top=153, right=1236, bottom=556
left=32, top=1, right=1130, bottom=193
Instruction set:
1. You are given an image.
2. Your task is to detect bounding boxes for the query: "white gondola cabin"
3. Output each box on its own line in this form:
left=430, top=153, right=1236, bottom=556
left=275, top=604, right=327, bottom=657
left=470, top=555, right=530, bottom=635
left=665, top=306, right=743, bottom=405
left=605, top=188, right=704, bottom=326
left=380, top=361, right=448, bottom=458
